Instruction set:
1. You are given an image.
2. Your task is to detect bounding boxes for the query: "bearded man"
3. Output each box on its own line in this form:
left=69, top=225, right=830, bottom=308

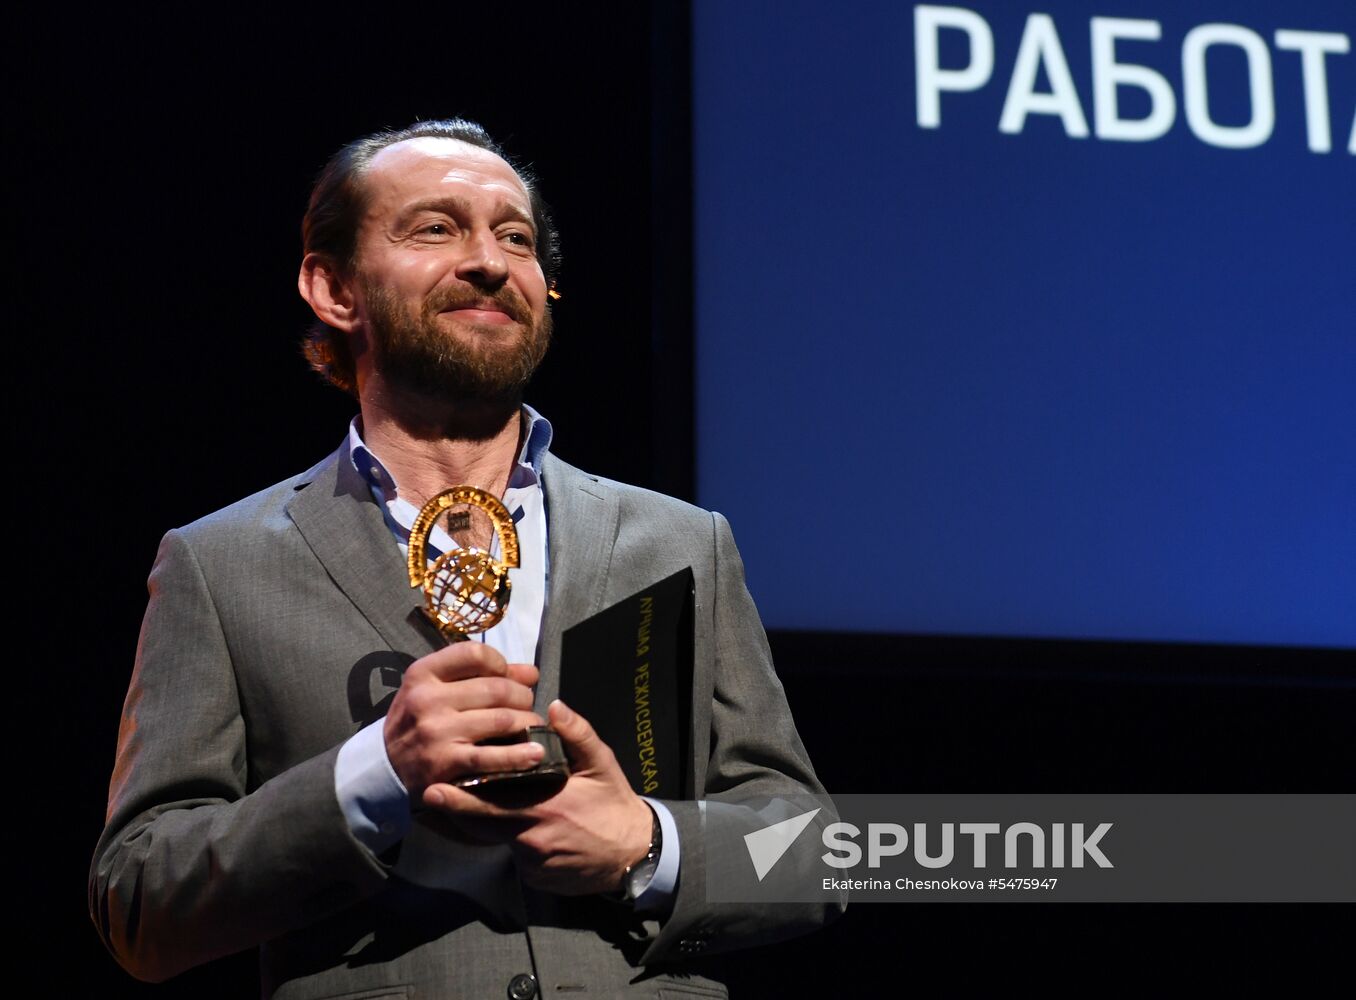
left=90, top=120, right=837, bottom=1000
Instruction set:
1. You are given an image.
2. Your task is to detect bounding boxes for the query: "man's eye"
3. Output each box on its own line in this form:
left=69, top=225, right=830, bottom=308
left=503, top=231, right=533, bottom=247
left=421, top=223, right=449, bottom=236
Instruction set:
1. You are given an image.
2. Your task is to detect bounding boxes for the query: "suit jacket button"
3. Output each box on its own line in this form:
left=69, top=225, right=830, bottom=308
left=508, top=973, right=539, bottom=1000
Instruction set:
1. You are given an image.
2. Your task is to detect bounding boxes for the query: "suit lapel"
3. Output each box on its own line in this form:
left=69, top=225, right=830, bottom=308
left=285, top=443, right=444, bottom=659
left=281, top=443, right=618, bottom=699
left=534, top=453, right=619, bottom=707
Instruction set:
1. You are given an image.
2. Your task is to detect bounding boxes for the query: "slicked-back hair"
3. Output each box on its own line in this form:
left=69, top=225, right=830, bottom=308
left=300, top=119, right=561, bottom=396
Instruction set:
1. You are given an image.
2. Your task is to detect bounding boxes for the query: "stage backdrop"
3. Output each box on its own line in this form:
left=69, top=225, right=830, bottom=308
left=692, top=0, right=1354, bottom=648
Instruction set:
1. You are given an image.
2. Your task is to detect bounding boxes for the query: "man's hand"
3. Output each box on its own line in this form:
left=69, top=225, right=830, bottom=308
left=383, top=641, right=545, bottom=796
left=422, top=700, right=654, bottom=895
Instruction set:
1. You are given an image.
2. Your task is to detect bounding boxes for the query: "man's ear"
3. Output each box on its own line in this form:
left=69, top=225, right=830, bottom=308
left=298, top=253, right=359, bottom=332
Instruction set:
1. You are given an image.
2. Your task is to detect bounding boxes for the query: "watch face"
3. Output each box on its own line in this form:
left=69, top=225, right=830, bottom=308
left=627, top=858, right=660, bottom=900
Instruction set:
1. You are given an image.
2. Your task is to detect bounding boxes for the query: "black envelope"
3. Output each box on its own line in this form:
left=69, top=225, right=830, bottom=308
left=559, top=567, right=694, bottom=799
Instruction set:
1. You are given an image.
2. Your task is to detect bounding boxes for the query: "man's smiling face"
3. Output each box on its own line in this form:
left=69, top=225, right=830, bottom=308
left=349, top=136, right=552, bottom=406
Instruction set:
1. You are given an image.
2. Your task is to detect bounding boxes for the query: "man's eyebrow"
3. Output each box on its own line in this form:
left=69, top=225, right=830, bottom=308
left=394, top=197, right=536, bottom=233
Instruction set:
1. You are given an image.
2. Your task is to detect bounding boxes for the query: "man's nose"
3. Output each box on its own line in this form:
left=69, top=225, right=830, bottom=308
left=455, top=228, right=510, bottom=287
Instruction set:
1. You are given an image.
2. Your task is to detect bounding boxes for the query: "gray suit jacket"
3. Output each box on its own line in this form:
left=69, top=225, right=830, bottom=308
left=91, top=442, right=838, bottom=999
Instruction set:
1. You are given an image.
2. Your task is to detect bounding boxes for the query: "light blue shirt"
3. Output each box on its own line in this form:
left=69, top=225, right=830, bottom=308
left=333, top=406, right=678, bottom=912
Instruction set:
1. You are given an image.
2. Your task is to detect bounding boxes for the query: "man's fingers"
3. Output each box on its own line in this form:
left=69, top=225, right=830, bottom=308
left=547, top=700, right=610, bottom=770
left=426, top=641, right=507, bottom=680
left=504, top=661, right=540, bottom=687
left=420, top=786, right=531, bottom=846
left=411, top=641, right=532, bottom=684
left=424, top=782, right=520, bottom=819
left=442, top=675, right=537, bottom=712
left=402, top=715, right=545, bottom=788
left=394, top=707, right=544, bottom=752
left=453, top=708, right=546, bottom=744
left=458, top=739, right=546, bottom=778
left=385, top=646, right=544, bottom=793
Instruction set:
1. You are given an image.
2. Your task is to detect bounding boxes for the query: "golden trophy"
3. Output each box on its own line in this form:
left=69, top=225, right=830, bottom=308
left=408, top=487, right=569, bottom=802
left=407, top=486, right=520, bottom=639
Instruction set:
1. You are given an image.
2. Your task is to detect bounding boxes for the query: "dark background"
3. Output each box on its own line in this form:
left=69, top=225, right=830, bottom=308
left=12, top=3, right=1349, bottom=996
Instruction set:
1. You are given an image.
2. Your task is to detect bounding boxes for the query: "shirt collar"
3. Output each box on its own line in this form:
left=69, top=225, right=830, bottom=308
left=346, top=404, right=553, bottom=499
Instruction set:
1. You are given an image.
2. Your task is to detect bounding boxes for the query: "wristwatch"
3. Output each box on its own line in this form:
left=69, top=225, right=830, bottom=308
left=617, top=804, right=663, bottom=904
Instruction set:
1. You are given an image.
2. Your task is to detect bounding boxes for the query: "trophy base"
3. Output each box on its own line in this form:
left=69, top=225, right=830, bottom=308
left=454, top=727, right=571, bottom=806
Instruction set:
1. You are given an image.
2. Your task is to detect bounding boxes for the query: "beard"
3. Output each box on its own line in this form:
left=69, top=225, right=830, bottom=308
left=361, top=277, right=552, bottom=413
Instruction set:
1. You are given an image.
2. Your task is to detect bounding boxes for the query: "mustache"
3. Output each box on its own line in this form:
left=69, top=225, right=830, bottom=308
left=423, top=285, right=532, bottom=325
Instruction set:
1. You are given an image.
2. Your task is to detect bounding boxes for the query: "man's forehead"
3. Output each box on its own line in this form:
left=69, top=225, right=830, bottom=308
left=364, top=137, right=531, bottom=208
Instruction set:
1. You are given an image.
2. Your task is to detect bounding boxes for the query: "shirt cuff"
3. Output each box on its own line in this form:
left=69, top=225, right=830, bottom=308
left=633, top=798, right=680, bottom=915
left=334, top=718, right=411, bottom=854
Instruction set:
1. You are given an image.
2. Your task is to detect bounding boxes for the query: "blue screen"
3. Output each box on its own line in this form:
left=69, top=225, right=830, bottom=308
left=693, top=1, right=1355, bottom=647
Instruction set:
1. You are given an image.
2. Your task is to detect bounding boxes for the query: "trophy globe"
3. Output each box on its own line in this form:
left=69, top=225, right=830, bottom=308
left=407, top=487, right=519, bottom=640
